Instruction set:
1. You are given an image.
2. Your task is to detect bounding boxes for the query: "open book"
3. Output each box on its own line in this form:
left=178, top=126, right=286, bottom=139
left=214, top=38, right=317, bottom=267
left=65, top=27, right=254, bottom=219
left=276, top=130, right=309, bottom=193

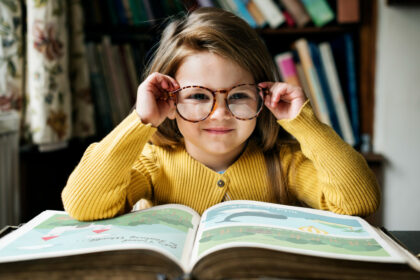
left=0, top=200, right=419, bottom=279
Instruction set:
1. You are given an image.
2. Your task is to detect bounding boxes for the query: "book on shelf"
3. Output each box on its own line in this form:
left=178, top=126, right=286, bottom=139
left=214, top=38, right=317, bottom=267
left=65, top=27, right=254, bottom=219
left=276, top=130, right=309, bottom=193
left=85, top=43, right=114, bottom=135
left=101, top=37, right=127, bottom=123
left=128, top=0, right=150, bottom=26
left=121, top=0, right=134, bottom=25
left=279, top=0, right=311, bottom=27
left=319, top=41, right=355, bottom=146
left=111, top=45, right=133, bottom=116
left=94, top=44, right=121, bottom=127
left=294, top=38, right=331, bottom=126
left=330, top=34, right=360, bottom=146
left=246, top=0, right=268, bottom=27
left=120, top=44, right=140, bottom=104
left=336, top=0, right=360, bottom=23
left=274, top=51, right=302, bottom=87
left=300, top=0, right=335, bottom=27
left=197, top=0, right=215, bottom=7
left=105, top=0, right=119, bottom=26
left=231, top=0, right=258, bottom=28
left=295, top=58, right=315, bottom=107
left=308, top=41, right=343, bottom=138
left=114, top=0, right=129, bottom=25
left=0, top=200, right=419, bottom=279
left=253, top=0, right=285, bottom=28
left=282, top=9, right=296, bottom=27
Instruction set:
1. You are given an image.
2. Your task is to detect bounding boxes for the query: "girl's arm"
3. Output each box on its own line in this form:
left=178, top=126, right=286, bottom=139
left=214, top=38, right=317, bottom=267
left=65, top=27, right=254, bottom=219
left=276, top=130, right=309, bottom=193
left=62, top=73, right=178, bottom=221
left=61, top=111, right=157, bottom=221
left=278, top=100, right=380, bottom=216
left=260, top=82, right=379, bottom=216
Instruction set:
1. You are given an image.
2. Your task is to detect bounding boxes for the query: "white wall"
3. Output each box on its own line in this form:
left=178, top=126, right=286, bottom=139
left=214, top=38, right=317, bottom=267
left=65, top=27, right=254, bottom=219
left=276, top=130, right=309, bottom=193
left=374, top=0, right=420, bottom=230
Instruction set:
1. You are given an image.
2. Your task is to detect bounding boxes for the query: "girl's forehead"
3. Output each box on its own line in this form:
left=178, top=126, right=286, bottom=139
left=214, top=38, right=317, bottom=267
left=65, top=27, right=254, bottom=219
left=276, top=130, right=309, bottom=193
left=174, top=52, right=254, bottom=88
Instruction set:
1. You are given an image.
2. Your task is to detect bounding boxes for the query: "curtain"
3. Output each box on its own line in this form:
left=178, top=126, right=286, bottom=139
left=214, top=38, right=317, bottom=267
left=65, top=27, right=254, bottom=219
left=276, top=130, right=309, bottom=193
left=25, top=0, right=95, bottom=147
left=25, top=0, right=72, bottom=146
left=0, top=0, right=23, bottom=113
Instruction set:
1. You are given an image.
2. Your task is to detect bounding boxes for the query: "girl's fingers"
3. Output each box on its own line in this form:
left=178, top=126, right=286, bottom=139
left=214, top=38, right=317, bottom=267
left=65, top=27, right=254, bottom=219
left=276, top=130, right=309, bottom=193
left=258, top=81, right=273, bottom=89
left=148, top=72, right=179, bottom=91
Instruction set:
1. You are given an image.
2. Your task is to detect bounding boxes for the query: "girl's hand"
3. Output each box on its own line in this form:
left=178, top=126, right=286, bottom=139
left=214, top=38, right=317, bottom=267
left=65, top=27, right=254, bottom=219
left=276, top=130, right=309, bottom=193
left=136, top=72, right=179, bottom=127
left=259, top=82, right=307, bottom=120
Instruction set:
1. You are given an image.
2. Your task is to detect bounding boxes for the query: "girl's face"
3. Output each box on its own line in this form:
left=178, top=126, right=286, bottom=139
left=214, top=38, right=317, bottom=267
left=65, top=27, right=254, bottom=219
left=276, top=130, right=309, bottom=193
left=172, top=52, right=257, bottom=171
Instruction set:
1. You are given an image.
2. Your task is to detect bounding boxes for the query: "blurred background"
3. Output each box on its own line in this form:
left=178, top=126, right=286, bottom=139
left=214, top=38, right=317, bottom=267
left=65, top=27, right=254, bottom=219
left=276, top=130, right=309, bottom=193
left=0, top=0, right=419, bottom=230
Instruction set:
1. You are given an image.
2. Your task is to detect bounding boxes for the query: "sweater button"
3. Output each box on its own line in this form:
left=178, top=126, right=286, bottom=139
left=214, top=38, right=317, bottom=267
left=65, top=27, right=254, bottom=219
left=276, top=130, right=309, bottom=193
left=217, top=180, right=225, bottom=187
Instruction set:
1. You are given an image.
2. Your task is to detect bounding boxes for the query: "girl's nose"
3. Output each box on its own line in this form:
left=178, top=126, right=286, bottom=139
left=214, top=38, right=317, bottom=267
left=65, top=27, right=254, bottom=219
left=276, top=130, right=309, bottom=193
left=208, top=97, right=231, bottom=120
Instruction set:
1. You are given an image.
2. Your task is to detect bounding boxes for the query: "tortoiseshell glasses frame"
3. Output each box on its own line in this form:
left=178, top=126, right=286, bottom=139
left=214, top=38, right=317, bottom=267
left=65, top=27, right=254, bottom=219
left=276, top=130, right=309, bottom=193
left=166, top=83, right=268, bottom=123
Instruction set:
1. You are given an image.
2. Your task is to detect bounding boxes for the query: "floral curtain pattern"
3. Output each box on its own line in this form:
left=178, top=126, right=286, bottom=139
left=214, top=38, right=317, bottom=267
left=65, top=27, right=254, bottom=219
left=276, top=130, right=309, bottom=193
left=0, top=0, right=23, bottom=113
left=25, top=0, right=72, bottom=145
left=69, top=0, right=95, bottom=138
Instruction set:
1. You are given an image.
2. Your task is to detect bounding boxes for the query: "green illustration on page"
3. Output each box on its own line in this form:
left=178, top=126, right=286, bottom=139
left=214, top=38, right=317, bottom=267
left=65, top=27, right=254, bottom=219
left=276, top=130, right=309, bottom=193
left=194, top=202, right=389, bottom=259
left=0, top=207, right=194, bottom=262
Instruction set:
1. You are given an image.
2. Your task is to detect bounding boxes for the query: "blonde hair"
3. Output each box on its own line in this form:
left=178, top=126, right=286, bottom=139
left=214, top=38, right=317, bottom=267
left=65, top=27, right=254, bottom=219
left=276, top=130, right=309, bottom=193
left=144, top=7, right=292, bottom=204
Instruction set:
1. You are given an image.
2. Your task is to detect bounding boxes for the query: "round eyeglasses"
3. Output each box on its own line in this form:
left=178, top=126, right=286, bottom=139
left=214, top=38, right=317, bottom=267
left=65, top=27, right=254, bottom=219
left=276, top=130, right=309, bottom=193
left=167, top=84, right=268, bottom=122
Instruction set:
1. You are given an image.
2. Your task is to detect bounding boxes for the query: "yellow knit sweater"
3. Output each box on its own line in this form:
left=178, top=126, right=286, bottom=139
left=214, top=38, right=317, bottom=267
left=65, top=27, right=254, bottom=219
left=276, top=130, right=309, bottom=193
left=62, top=101, right=379, bottom=221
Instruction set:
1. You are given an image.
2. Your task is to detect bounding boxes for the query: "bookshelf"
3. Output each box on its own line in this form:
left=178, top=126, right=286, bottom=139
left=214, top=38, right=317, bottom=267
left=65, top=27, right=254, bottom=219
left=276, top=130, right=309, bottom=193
left=19, top=0, right=384, bottom=224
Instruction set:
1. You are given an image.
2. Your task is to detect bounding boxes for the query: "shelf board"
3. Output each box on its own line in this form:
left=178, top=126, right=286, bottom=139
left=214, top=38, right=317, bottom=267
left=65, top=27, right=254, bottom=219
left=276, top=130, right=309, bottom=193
left=84, top=24, right=360, bottom=41
left=258, top=25, right=359, bottom=36
left=362, top=153, right=386, bottom=163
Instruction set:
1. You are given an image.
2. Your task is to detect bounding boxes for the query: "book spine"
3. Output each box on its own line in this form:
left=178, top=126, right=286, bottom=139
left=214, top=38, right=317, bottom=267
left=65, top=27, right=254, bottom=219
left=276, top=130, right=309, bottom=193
left=232, top=0, right=258, bottom=28
left=197, top=0, right=215, bottom=7
left=121, top=44, right=140, bottom=105
left=279, top=0, right=311, bottom=27
left=337, top=0, right=360, bottom=23
left=111, top=45, right=133, bottom=117
left=96, top=44, right=121, bottom=127
left=253, top=0, right=285, bottom=28
left=114, top=0, right=128, bottom=25
left=101, top=37, right=125, bottom=123
left=128, top=0, right=141, bottom=25
left=246, top=0, right=267, bottom=27
left=91, top=0, right=104, bottom=25
left=86, top=43, right=114, bottom=133
left=343, top=34, right=360, bottom=146
left=121, top=0, right=134, bottom=25
left=309, top=42, right=343, bottom=137
left=295, top=62, right=315, bottom=107
left=300, top=0, right=335, bottom=27
left=282, top=9, right=296, bottom=27
left=142, top=0, right=155, bottom=22
left=294, top=38, right=331, bottom=125
left=274, top=52, right=301, bottom=87
left=106, top=0, right=119, bottom=26
left=319, top=42, right=355, bottom=146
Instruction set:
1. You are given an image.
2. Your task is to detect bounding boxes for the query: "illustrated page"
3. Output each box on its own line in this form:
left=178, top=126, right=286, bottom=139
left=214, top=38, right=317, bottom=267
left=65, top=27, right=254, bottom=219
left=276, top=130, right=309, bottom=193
left=0, top=204, right=200, bottom=270
left=189, top=200, right=405, bottom=269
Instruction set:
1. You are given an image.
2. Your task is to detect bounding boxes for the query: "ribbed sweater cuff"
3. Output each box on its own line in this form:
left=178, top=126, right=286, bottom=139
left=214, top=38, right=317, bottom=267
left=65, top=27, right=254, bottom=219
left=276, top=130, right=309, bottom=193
left=101, top=110, right=157, bottom=151
left=276, top=100, right=344, bottom=152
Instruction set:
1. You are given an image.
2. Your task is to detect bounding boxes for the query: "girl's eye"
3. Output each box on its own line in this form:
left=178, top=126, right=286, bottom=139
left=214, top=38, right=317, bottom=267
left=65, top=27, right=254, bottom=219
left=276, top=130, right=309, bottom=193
left=229, top=93, right=250, bottom=100
left=187, top=93, right=210, bottom=100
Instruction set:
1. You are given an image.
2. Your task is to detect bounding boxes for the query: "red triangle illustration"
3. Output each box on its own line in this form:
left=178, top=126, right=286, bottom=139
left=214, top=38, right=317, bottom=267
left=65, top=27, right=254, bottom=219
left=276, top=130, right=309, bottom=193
left=42, top=235, right=58, bottom=241
left=93, top=229, right=110, bottom=234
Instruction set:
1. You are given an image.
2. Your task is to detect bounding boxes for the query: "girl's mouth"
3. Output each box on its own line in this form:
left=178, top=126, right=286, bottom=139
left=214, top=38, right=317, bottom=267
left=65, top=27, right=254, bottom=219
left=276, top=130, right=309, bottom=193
left=203, top=128, right=234, bottom=134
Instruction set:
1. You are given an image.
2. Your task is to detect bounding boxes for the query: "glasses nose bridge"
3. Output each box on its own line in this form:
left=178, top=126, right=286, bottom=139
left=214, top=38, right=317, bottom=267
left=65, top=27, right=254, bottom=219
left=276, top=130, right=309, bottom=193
left=213, top=89, right=229, bottom=100
left=208, top=89, right=232, bottom=119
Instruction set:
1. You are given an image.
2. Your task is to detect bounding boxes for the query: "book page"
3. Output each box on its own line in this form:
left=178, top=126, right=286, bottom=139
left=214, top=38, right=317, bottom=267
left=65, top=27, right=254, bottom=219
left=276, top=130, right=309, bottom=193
left=0, top=204, right=200, bottom=271
left=189, top=200, right=407, bottom=270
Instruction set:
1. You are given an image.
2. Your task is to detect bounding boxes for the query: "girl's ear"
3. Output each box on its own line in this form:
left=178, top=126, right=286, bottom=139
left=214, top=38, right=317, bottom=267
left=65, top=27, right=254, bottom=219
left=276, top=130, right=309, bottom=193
left=168, top=105, right=176, bottom=120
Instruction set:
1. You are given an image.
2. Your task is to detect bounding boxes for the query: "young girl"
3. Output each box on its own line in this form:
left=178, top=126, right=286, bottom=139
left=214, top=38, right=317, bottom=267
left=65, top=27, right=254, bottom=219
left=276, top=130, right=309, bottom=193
left=62, top=7, right=379, bottom=221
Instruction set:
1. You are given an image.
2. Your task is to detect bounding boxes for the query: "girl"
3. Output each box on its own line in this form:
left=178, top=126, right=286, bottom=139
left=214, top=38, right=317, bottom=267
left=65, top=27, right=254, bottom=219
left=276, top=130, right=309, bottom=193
left=62, top=8, right=379, bottom=221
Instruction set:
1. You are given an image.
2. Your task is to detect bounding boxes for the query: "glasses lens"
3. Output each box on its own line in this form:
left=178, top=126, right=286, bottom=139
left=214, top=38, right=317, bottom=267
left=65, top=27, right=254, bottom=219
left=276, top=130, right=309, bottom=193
left=176, top=87, right=214, bottom=121
left=227, top=85, right=263, bottom=119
